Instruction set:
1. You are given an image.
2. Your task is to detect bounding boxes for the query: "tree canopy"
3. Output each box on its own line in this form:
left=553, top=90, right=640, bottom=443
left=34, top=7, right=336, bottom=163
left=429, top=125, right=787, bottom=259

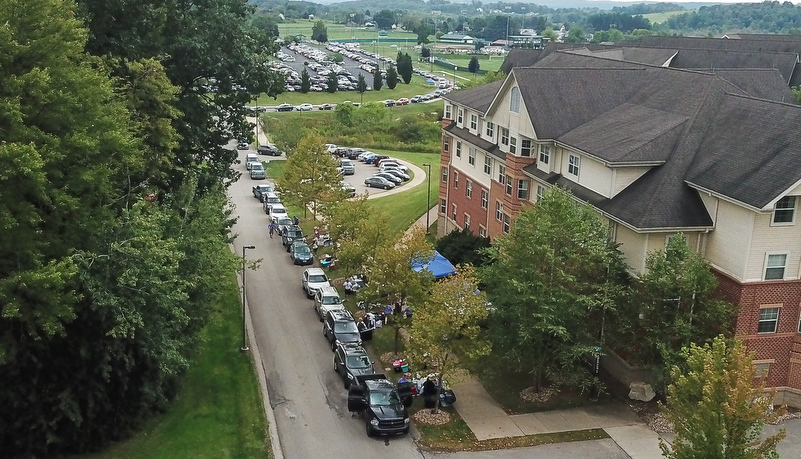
left=386, top=65, right=399, bottom=90
left=312, top=19, right=328, bottom=42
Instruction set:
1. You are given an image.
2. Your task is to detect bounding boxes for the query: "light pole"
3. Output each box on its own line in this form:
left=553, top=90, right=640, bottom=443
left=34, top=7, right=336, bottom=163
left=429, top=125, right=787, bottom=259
left=422, top=163, right=431, bottom=234
left=255, top=113, right=260, bottom=148
left=241, top=245, right=255, bottom=351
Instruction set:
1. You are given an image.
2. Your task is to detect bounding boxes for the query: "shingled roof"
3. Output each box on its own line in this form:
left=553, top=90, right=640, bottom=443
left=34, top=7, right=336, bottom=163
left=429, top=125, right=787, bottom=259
left=667, top=48, right=799, bottom=85
left=443, top=79, right=502, bottom=114
left=640, top=35, right=801, bottom=54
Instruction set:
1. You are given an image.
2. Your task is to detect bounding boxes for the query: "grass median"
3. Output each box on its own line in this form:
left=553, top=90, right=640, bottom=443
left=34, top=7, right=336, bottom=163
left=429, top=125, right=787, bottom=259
left=81, top=274, right=270, bottom=459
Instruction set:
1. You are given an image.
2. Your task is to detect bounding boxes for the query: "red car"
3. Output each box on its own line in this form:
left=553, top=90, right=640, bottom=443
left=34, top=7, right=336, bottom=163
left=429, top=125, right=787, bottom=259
left=396, top=98, right=410, bottom=105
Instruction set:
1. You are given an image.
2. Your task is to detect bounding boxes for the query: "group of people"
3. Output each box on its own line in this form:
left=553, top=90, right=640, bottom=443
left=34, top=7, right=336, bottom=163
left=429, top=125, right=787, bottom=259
left=268, top=215, right=300, bottom=238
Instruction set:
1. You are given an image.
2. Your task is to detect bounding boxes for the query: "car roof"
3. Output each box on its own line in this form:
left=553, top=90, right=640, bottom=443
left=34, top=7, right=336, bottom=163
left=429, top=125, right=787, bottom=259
left=306, top=267, right=325, bottom=275
left=340, top=343, right=367, bottom=356
left=329, top=309, right=353, bottom=321
left=364, top=378, right=395, bottom=390
left=319, top=286, right=340, bottom=296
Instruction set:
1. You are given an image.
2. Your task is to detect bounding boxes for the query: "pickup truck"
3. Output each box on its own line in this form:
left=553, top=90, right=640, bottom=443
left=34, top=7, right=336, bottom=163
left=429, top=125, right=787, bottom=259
left=347, top=374, right=412, bottom=437
left=252, top=184, right=274, bottom=202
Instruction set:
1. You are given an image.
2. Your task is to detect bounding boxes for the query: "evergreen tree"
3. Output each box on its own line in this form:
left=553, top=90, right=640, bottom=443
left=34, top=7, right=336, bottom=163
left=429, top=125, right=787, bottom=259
left=312, top=20, right=328, bottom=42
left=356, top=73, right=367, bottom=104
left=397, top=53, right=413, bottom=84
left=386, top=65, right=399, bottom=89
left=468, top=55, right=480, bottom=75
left=300, top=67, right=311, bottom=93
left=372, top=66, right=383, bottom=91
left=326, top=72, right=338, bottom=93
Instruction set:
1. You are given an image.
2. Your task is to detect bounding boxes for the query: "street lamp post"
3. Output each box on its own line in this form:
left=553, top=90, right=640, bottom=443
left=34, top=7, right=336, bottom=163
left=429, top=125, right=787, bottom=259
left=422, top=163, right=431, bottom=234
left=241, top=245, right=255, bottom=351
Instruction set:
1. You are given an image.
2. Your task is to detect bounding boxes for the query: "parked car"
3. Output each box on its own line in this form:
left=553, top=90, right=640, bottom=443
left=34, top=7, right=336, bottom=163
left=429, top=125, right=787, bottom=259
left=346, top=148, right=366, bottom=160
left=320, top=103, right=335, bottom=110
left=302, top=267, right=331, bottom=298
left=262, top=193, right=281, bottom=213
left=257, top=144, right=282, bottom=156
left=410, top=95, right=422, bottom=103
left=382, top=99, right=396, bottom=107
left=323, top=309, right=361, bottom=350
left=314, top=286, right=346, bottom=322
left=237, top=142, right=250, bottom=150
left=341, top=181, right=357, bottom=197
left=249, top=162, right=266, bottom=179
left=339, top=159, right=355, bottom=175
left=396, top=98, right=410, bottom=106
left=298, top=103, right=314, bottom=111
left=364, top=176, right=395, bottom=190
left=373, top=172, right=403, bottom=185
left=252, top=184, right=274, bottom=201
left=347, top=374, right=412, bottom=436
left=371, top=155, right=389, bottom=165
left=382, top=169, right=410, bottom=182
left=275, top=217, right=294, bottom=236
left=277, top=103, right=294, bottom=112
left=379, top=160, right=408, bottom=172
left=245, top=153, right=259, bottom=170
left=333, top=343, right=375, bottom=388
left=282, top=225, right=305, bottom=250
left=289, top=241, right=314, bottom=265
left=267, top=203, right=288, bottom=221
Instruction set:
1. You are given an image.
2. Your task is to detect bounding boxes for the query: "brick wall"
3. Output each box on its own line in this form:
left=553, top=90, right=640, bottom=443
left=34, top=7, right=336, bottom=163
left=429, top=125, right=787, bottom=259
left=715, top=271, right=801, bottom=389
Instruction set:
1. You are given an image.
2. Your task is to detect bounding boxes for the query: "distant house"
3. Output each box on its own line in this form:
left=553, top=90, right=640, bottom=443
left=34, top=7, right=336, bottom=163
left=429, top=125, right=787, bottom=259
left=440, top=33, right=475, bottom=45
left=507, top=35, right=544, bottom=49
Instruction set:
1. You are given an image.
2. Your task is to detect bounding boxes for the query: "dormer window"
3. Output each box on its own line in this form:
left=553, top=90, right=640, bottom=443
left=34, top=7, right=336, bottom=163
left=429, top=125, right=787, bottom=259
left=773, top=196, right=796, bottom=225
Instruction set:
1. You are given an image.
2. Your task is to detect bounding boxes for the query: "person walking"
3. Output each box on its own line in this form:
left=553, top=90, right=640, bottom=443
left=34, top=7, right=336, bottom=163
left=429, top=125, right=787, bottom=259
left=269, top=222, right=276, bottom=238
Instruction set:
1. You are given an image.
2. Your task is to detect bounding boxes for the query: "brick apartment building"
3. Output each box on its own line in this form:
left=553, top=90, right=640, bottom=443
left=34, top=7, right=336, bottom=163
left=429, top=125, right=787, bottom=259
left=438, top=50, right=801, bottom=405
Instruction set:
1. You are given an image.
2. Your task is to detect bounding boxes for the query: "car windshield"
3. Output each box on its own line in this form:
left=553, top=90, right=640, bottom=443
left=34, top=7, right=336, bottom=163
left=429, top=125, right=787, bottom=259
left=277, top=218, right=292, bottom=226
left=295, top=246, right=311, bottom=254
left=251, top=165, right=263, bottom=171
left=273, top=208, right=286, bottom=214
left=322, top=296, right=341, bottom=305
left=334, top=322, right=358, bottom=333
left=369, top=389, right=400, bottom=406
left=309, top=274, right=328, bottom=283
left=287, top=230, right=302, bottom=238
left=346, top=355, right=371, bottom=369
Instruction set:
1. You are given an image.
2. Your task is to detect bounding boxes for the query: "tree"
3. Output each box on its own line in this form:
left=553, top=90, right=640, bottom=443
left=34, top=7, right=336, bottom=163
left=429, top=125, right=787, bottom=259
left=407, top=265, right=491, bottom=413
left=326, top=72, right=338, bottom=93
left=372, top=66, right=383, bottom=91
left=564, top=26, right=587, bottom=43
left=300, top=67, right=311, bottom=93
left=312, top=20, right=328, bottom=42
left=373, top=9, right=396, bottom=29
left=421, top=46, right=431, bottom=58
left=636, top=234, right=737, bottom=389
left=416, top=24, right=432, bottom=44
left=386, top=65, right=399, bottom=89
left=468, top=55, right=480, bottom=79
left=356, top=73, right=367, bottom=104
left=359, top=227, right=435, bottom=353
left=396, top=53, right=413, bottom=84
left=436, top=227, right=490, bottom=266
left=480, top=187, right=629, bottom=393
left=660, top=336, right=786, bottom=459
left=276, top=132, right=344, bottom=219
left=328, top=195, right=393, bottom=274
left=542, top=27, right=558, bottom=42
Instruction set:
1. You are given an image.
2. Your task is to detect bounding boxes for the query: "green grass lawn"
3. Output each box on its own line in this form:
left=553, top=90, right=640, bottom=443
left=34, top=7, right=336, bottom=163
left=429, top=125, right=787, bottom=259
left=81, top=274, right=269, bottom=459
left=642, top=10, right=687, bottom=24
left=365, top=149, right=440, bottom=236
left=254, top=76, right=444, bottom=106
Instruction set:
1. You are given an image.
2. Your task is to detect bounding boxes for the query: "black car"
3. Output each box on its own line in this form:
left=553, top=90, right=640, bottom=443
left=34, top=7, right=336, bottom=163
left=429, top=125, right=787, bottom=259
left=257, top=144, right=282, bottom=156
left=371, top=155, right=389, bottom=165
left=381, top=169, right=410, bottom=182
left=274, top=217, right=294, bottom=236
left=237, top=142, right=249, bottom=150
left=289, top=241, right=314, bottom=265
left=347, top=374, right=412, bottom=437
left=282, top=225, right=305, bottom=250
left=373, top=172, right=403, bottom=185
left=333, top=343, right=375, bottom=389
left=323, top=310, right=361, bottom=351
left=346, top=148, right=366, bottom=160
left=276, top=103, right=294, bottom=112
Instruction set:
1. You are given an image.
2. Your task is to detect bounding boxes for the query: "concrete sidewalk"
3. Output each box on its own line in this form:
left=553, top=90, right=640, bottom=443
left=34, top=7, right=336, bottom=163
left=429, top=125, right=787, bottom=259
left=452, top=377, right=665, bottom=458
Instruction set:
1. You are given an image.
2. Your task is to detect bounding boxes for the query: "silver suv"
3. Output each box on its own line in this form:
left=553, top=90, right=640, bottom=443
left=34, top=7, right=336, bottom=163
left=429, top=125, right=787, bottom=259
left=314, top=286, right=345, bottom=321
left=302, top=268, right=331, bottom=299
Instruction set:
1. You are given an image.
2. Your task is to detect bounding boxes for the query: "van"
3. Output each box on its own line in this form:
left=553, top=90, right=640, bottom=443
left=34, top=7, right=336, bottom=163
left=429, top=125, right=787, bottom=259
left=245, top=153, right=259, bottom=170
left=339, top=160, right=355, bottom=176
left=249, top=162, right=266, bottom=179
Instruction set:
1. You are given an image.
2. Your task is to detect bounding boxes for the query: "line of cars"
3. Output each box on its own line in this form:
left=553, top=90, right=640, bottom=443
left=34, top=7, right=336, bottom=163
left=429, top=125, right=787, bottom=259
left=328, top=144, right=411, bottom=191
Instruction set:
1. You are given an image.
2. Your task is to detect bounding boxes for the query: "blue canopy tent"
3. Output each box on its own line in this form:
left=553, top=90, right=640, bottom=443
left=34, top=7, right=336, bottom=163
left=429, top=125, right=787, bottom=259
left=413, top=251, right=457, bottom=279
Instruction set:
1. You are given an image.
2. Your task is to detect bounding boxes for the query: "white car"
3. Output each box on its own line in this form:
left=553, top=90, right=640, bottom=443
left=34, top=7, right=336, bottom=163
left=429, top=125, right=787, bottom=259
left=298, top=103, right=314, bottom=111
left=302, top=268, right=331, bottom=299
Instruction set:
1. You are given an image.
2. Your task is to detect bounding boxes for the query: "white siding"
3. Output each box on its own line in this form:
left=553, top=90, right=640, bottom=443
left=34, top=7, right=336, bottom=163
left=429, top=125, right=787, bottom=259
left=615, top=224, right=648, bottom=274
left=705, top=200, right=753, bottom=281
left=612, top=167, right=652, bottom=197
left=579, top=156, right=613, bottom=197
left=475, top=152, right=492, bottom=189
left=492, top=84, right=537, bottom=141
left=746, top=211, right=801, bottom=281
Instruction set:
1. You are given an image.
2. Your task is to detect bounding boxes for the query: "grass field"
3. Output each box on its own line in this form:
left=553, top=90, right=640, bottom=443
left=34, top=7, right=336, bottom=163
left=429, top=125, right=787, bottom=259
left=643, top=10, right=687, bottom=24
left=81, top=274, right=270, bottom=459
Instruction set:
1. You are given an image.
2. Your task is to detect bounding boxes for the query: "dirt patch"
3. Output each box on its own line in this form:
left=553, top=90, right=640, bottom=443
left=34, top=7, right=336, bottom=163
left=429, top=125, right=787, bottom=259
left=413, top=409, right=451, bottom=425
left=628, top=401, right=673, bottom=433
left=380, top=352, right=405, bottom=364
left=520, top=386, right=560, bottom=404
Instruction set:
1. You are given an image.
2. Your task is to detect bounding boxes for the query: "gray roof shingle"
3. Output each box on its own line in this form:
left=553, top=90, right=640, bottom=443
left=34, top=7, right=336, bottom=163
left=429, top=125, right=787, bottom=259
left=443, top=79, right=503, bottom=114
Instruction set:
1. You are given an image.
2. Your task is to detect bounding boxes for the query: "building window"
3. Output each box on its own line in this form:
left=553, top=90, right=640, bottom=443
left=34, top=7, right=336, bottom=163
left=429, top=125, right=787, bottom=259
left=452, top=203, right=457, bottom=220
left=464, top=213, right=471, bottom=230
left=468, top=149, right=476, bottom=166
left=506, top=175, right=512, bottom=195
left=509, top=137, right=517, bottom=154
left=466, top=181, right=472, bottom=198
left=773, top=196, right=796, bottom=224
left=495, top=201, right=503, bottom=221
left=764, top=253, right=787, bottom=280
left=486, top=122, right=494, bottom=138
left=517, top=180, right=529, bottom=200
left=539, top=145, right=550, bottom=164
left=479, top=225, right=487, bottom=238
left=439, top=198, right=446, bottom=213
left=455, top=141, right=461, bottom=158
left=453, top=171, right=459, bottom=189
left=470, top=114, right=477, bottom=131
left=441, top=167, right=448, bottom=182
left=444, top=104, right=452, bottom=119
left=521, top=139, right=532, bottom=157
left=537, top=185, right=545, bottom=201
left=500, top=127, right=509, bottom=146
left=754, top=362, right=771, bottom=378
left=498, top=165, right=506, bottom=184
left=483, top=155, right=492, bottom=175
left=758, top=307, right=780, bottom=333
left=568, top=154, right=580, bottom=177
left=510, top=87, right=520, bottom=113
left=443, top=136, right=450, bottom=152
left=457, top=109, right=463, bottom=125
left=502, top=214, right=511, bottom=233
left=798, top=311, right=801, bottom=333
left=481, top=190, right=488, bottom=209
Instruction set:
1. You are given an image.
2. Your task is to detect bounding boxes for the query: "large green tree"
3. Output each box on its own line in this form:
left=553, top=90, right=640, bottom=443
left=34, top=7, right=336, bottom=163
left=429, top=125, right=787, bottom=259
left=661, top=336, right=786, bottom=459
left=386, top=65, right=399, bottom=90
left=300, top=67, right=311, bottom=93
left=312, top=19, right=328, bottom=42
left=481, top=187, right=629, bottom=393
left=372, top=66, right=383, bottom=91
left=328, top=195, right=393, bottom=274
left=396, top=52, right=413, bottom=84
left=276, top=132, right=344, bottom=219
